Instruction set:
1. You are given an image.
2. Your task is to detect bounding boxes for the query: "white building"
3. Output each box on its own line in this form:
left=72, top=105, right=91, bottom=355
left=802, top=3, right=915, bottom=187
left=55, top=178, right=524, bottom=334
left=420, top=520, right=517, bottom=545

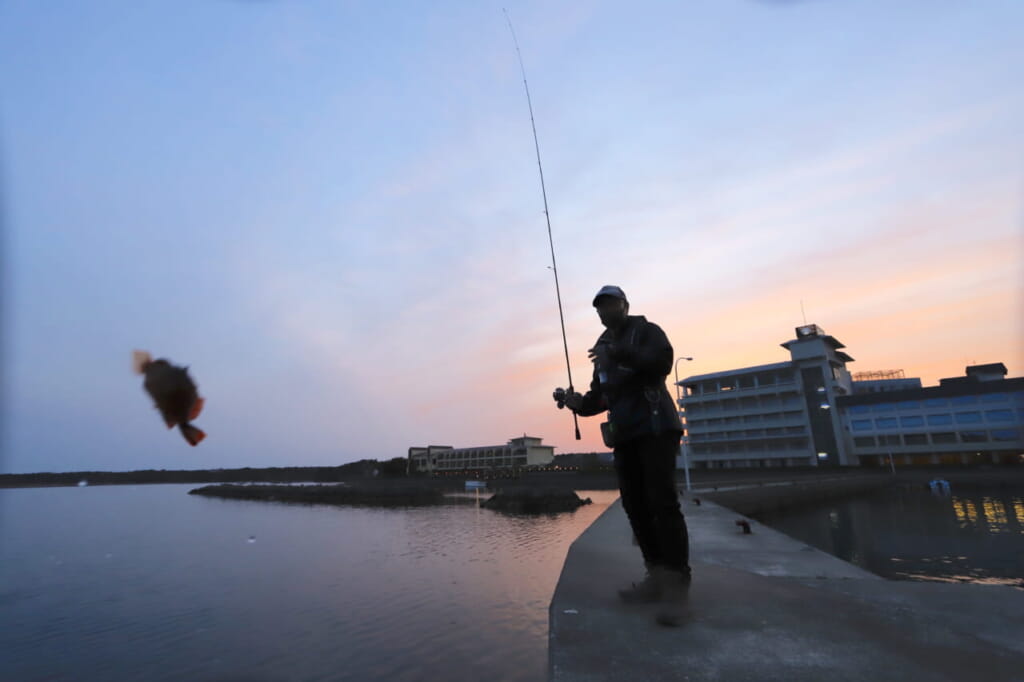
left=679, top=325, right=855, bottom=468
left=408, top=436, right=555, bottom=474
left=677, top=325, right=1024, bottom=469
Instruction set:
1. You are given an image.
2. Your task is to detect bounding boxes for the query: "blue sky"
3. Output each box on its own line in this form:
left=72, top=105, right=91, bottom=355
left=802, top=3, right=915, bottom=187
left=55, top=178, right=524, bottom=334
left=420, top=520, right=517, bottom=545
left=2, top=0, right=1022, bottom=473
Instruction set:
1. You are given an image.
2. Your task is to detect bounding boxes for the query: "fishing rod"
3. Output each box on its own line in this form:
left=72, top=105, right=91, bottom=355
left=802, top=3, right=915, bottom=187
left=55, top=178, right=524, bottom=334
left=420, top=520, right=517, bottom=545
left=503, top=9, right=581, bottom=441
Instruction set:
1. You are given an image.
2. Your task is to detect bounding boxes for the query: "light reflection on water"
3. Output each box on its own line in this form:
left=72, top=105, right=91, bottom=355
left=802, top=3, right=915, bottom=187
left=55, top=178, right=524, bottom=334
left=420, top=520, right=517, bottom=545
left=755, top=485, right=1024, bottom=590
left=0, top=484, right=619, bottom=682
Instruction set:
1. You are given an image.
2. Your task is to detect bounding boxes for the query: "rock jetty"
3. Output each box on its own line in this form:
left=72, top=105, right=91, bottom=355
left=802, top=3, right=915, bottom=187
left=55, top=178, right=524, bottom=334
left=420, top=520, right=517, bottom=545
left=481, top=488, right=592, bottom=514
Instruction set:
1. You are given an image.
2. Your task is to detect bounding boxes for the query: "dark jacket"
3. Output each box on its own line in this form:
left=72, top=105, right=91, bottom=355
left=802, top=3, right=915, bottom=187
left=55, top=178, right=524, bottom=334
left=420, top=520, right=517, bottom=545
left=575, top=315, right=683, bottom=445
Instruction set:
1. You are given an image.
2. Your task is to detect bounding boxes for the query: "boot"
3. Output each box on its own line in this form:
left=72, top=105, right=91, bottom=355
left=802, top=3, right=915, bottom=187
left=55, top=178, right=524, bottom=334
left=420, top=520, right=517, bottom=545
left=654, top=568, right=691, bottom=627
left=617, top=564, right=663, bottom=604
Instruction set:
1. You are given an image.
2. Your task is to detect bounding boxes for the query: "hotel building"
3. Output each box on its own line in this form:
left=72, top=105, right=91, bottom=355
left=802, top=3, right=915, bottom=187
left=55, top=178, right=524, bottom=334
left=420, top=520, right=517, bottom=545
left=408, top=435, right=555, bottom=474
left=840, top=363, right=1024, bottom=467
left=677, top=325, right=1024, bottom=468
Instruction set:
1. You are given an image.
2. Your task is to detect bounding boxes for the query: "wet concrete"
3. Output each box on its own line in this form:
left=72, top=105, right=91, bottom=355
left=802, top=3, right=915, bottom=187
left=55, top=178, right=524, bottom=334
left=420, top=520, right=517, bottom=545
left=549, top=497, right=1024, bottom=681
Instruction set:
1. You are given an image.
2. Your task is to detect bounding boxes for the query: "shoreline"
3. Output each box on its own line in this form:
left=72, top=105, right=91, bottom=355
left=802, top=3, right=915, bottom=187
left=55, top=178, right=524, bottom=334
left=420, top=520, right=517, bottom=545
left=4, top=465, right=1023, bottom=491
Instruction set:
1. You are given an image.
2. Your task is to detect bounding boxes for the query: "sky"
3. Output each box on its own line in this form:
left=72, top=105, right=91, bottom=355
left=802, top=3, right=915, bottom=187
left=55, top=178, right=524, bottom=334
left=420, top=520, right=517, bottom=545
left=1, top=0, right=1022, bottom=474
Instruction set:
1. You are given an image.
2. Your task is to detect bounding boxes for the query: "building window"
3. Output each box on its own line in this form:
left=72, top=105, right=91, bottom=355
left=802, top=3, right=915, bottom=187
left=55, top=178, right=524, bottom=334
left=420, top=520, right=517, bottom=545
left=955, top=412, right=982, bottom=424
left=853, top=436, right=876, bottom=447
left=872, top=403, right=896, bottom=413
left=960, top=431, right=988, bottom=443
left=904, top=434, right=928, bottom=445
left=874, top=417, right=898, bottom=429
left=932, top=432, right=957, bottom=444
left=980, top=393, right=1008, bottom=403
left=951, top=395, right=977, bottom=406
left=849, top=405, right=870, bottom=415
left=852, top=419, right=872, bottom=431
left=879, top=435, right=901, bottom=446
left=985, top=409, right=1014, bottom=422
left=991, top=429, right=1021, bottom=442
left=900, top=416, right=924, bottom=427
left=924, top=398, right=947, bottom=408
left=927, top=414, right=953, bottom=426
left=897, top=401, right=921, bottom=410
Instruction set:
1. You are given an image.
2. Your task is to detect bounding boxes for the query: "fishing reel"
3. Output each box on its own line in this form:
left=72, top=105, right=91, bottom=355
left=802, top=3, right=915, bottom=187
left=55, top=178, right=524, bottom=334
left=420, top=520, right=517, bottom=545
left=553, top=387, right=581, bottom=410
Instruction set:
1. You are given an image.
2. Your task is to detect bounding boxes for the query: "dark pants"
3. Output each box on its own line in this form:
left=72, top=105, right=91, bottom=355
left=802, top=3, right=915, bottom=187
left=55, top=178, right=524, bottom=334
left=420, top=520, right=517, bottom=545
left=613, top=431, right=691, bottom=580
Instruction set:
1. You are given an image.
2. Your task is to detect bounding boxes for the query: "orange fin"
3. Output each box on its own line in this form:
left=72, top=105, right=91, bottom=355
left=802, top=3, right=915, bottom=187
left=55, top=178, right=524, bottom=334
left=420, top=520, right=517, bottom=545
left=132, top=350, right=152, bottom=374
left=180, top=424, right=206, bottom=446
left=189, top=397, right=205, bottom=421
left=163, top=413, right=178, bottom=429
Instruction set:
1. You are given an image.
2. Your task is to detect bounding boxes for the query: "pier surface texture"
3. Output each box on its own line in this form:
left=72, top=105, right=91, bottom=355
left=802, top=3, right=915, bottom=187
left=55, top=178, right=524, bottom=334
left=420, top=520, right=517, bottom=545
left=549, top=497, right=1024, bottom=682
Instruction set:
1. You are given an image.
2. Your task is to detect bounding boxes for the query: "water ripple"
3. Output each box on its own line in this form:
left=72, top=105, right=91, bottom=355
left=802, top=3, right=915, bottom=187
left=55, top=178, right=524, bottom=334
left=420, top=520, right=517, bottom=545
left=0, top=486, right=619, bottom=681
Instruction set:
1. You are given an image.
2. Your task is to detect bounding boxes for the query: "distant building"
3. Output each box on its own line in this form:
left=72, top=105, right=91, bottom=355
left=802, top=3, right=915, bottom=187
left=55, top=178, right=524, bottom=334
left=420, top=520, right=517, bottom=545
left=679, top=324, right=856, bottom=468
left=839, top=363, right=1024, bottom=467
left=408, top=436, right=555, bottom=474
left=677, top=326, right=1024, bottom=468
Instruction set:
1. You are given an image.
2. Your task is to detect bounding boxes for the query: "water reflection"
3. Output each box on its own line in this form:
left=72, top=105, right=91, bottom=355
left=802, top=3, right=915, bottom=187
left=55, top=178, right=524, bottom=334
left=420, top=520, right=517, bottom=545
left=756, top=485, right=1024, bottom=590
left=0, top=484, right=620, bottom=682
left=951, top=495, right=1022, bottom=534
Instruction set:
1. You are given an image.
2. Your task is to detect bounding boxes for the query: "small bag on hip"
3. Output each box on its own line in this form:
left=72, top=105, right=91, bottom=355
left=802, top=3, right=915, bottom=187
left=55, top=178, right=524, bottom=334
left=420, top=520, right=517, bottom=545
left=600, top=421, right=616, bottom=449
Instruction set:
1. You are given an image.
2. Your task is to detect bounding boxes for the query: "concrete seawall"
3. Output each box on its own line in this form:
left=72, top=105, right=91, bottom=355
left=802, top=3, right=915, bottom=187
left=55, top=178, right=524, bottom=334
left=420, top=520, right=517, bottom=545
left=697, top=474, right=892, bottom=517
left=549, top=495, right=1024, bottom=681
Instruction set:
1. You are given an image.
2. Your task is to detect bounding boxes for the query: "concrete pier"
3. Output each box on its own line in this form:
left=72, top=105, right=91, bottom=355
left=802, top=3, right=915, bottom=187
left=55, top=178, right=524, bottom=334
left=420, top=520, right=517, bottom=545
left=549, top=497, right=1024, bottom=681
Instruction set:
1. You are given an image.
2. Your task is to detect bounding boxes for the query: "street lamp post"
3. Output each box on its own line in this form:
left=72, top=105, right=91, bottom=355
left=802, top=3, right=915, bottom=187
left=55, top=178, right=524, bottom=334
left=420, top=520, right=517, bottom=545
left=674, top=356, right=694, bottom=492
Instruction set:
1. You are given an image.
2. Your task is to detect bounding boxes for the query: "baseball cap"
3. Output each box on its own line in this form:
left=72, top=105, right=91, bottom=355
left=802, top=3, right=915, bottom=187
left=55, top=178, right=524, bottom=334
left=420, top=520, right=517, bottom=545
left=592, top=285, right=628, bottom=307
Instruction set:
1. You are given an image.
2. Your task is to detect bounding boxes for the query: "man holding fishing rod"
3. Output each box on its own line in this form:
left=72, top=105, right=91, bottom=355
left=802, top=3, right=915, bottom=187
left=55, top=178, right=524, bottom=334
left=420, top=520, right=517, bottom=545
left=553, top=285, right=691, bottom=627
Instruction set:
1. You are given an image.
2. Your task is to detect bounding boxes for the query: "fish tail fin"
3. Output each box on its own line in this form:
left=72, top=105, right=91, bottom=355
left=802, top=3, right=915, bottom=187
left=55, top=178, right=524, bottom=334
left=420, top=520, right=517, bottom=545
left=132, top=350, right=153, bottom=374
left=180, top=423, right=206, bottom=446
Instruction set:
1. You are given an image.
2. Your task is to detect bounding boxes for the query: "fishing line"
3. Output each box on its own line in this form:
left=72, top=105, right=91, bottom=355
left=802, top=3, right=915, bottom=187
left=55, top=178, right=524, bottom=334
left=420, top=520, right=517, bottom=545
left=502, top=8, right=580, bottom=440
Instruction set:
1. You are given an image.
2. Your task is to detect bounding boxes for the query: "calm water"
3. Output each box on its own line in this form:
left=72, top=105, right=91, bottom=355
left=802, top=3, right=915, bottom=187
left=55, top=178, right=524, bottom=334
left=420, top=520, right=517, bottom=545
left=0, top=484, right=620, bottom=682
left=755, top=485, right=1024, bottom=589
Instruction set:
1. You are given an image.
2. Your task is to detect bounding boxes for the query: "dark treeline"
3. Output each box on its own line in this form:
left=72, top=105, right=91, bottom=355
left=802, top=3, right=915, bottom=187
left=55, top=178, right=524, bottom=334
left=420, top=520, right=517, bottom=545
left=189, top=483, right=448, bottom=507
left=0, top=452, right=624, bottom=490
left=0, top=457, right=411, bottom=488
